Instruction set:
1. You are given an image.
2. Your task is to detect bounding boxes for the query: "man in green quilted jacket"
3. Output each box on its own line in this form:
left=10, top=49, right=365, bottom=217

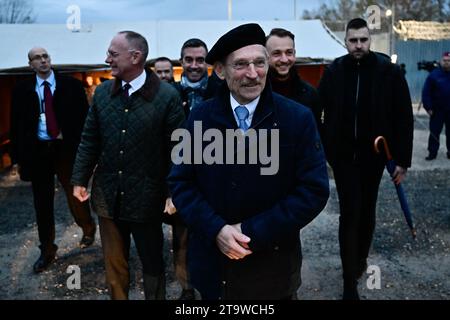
left=71, top=31, right=185, bottom=300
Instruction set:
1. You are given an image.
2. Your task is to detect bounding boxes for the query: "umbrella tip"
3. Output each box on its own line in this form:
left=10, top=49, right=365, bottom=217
left=411, top=228, right=417, bottom=240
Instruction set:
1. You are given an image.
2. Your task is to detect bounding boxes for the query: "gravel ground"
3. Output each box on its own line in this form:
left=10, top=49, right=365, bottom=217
left=0, top=112, right=449, bottom=300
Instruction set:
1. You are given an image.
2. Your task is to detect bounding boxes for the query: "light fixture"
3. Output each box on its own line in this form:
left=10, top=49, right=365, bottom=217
left=391, top=54, right=398, bottom=64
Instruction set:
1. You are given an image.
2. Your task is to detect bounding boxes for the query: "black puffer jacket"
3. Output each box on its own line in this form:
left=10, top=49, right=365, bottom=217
left=71, top=71, right=185, bottom=222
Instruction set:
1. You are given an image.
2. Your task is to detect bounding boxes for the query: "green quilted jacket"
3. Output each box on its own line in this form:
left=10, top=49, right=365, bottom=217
left=71, top=70, right=185, bottom=222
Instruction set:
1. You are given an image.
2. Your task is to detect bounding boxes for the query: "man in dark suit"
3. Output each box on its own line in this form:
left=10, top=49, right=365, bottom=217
left=10, top=47, right=96, bottom=273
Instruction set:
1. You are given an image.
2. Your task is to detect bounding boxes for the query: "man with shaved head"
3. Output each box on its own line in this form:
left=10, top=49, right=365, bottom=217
left=10, top=47, right=96, bottom=273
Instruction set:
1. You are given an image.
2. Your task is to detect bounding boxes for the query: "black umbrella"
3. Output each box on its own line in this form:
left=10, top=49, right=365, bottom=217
left=374, top=136, right=417, bottom=239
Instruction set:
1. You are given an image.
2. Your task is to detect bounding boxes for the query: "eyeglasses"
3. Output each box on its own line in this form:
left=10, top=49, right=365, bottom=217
left=228, top=58, right=267, bottom=71
left=106, top=49, right=138, bottom=58
left=30, top=54, right=50, bottom=61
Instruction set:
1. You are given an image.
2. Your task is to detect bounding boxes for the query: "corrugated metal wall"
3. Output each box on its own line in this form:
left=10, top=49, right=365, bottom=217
left=396, top=40, right=450, bottom=104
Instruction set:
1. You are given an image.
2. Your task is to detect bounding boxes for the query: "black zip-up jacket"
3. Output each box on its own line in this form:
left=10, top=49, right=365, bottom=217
left=318, top=51, right=414, bottom=168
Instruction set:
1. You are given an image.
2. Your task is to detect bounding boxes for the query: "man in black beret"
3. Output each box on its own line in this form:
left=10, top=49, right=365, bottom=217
left=168, top=23, right=329, bottom=299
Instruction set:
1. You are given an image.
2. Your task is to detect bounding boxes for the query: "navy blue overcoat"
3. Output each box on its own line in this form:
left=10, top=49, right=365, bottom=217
left=168, top=84, right=329, bottom=299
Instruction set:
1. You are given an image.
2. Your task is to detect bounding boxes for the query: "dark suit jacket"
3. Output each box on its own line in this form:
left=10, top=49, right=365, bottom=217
left=10, top=71, right=90, bottom=181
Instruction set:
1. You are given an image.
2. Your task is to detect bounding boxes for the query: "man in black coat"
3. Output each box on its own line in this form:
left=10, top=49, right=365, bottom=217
left=318, top=18, right=414, bottom=299
left=168, top=23, right=329, bottom=300
left=266, top=28, right=321, bottom=123
left=9, top=47, right=96, bottom=273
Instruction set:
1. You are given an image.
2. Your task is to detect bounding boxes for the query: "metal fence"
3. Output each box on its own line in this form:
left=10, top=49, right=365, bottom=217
left=396, top=40, right=450, bottom=104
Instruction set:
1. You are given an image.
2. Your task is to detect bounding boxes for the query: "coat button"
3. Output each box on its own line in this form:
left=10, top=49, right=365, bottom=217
left=124, top=109, right=129, bottom=113
left=274, top=246, right=279, bottom=251
left=122, top=129, right=126, bottom=133
left=120, top=192, right=124, bottom=196
left=231, top=182, right=237, bottom=189
left=119, top=150, right=124, bottom=154
left=222, top=280, right=226, bottom=285
left=118, top=171, right=122, bottom=174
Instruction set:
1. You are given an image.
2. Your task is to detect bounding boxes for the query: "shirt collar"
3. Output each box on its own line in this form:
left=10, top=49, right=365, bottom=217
left=36, top=70, right=55, bottom=88
left=122, top=70, right=146, bottom=96
left=230, top=94, right=260, bottom=115
left=230, top=94, right=260, bottom=126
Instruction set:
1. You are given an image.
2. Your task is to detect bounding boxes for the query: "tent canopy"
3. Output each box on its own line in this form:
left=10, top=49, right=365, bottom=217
left=0, top=20, right=346, bottom=73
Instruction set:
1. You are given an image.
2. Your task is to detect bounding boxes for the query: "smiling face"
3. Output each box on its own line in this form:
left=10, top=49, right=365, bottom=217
left=266, top=35, right=296, bottom=80
left=105, top=33, right=142, bottom=81
left=222, top=44, right=269, bottom=105
left=181, top=46, right=208, bottom=82
left=345, top=27, right=371, bottom=60
left=28, top=47, right=52, bottom=78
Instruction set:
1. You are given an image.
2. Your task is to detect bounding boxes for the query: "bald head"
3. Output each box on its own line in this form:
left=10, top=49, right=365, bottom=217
left=28, top=47, right=52, bottom=78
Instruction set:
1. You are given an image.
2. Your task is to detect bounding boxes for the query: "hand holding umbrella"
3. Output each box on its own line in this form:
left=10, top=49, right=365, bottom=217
left=374, top=136, right=417, bottom=239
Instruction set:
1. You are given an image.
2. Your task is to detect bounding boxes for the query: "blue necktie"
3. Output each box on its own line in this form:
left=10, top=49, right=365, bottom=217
left=235, top=106, right=249, bottom=131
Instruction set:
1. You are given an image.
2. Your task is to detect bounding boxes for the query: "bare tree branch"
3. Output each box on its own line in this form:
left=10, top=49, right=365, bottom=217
left=0, top=0, right=36, bottom=24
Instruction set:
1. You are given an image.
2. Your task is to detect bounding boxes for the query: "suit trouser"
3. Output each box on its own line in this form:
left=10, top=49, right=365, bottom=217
left=428, top=109, right=450, bottom=156
left=98, top=215, right=166, bottom=300
left=30, top=140, right=95, bottom=254
left=332, top=161, right=384, bottom=281
left=171, top=214, right=193, bottom=290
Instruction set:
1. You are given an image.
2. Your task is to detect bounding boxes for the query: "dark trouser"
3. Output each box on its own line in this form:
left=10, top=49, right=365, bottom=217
left=98, top=216, right=166, bottom=300
left=31, top=140, right=95, bottom=254
left=428, top=109, right=450, bottom=156
left=332, top=161, right=384, bottom=282
left=171, top=215, right=192, bottom=290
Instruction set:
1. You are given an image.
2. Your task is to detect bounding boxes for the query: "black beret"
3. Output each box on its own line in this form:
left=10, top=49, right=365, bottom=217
left=206, top=23, right=266, bottom=64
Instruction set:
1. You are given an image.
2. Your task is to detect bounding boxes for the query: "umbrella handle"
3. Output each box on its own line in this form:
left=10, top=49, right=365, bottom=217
left=374, top=136, right=393, bottom=161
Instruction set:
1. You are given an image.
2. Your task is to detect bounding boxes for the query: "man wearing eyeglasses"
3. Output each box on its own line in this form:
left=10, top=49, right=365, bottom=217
left=71, top=31, right=184, bottom=300
left=10, top=47, right=96, bottom=273
left=318, top=18, right=413, bottom=300
left=168, top=23, right=329, bottom=300
left=266, top=28, right=321, bottom=123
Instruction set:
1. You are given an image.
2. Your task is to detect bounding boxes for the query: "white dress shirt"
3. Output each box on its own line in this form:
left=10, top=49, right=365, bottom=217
left=229, top=94, right=260, bottom=128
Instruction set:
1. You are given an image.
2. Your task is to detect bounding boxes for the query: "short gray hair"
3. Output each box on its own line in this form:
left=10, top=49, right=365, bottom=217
left=118, top=31, right=149, bottom=65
